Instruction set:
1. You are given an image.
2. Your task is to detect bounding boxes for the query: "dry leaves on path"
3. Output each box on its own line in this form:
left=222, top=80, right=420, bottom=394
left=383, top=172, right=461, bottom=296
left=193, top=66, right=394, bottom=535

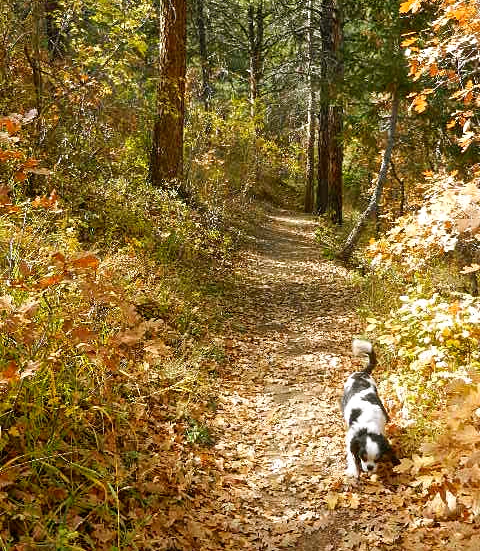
left=177, top=210, right=480, bottom=550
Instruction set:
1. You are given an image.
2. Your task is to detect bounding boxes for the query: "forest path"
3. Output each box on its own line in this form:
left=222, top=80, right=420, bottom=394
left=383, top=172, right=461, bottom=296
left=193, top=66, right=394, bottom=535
left=205, top=209, right=404, bottom=550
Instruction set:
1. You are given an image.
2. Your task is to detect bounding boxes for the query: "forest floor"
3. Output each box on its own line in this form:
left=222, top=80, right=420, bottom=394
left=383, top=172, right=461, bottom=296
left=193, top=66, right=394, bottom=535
left=190, top=209, right=417, bottom=551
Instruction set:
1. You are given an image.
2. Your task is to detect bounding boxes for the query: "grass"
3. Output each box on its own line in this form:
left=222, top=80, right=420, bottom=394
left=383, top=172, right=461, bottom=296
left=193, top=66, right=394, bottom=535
left=0, top=182, right=239, bottom=549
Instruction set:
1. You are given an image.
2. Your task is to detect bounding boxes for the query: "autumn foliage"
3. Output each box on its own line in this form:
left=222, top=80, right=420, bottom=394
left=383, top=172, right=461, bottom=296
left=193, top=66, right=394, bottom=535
left=0, top=112, right=230, bottom=548
left=352, top=1, right=480, bottom=545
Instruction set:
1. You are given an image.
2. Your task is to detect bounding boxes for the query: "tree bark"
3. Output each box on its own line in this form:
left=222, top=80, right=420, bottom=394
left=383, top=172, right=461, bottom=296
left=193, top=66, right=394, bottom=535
left=316, top=0, right=333, bottom=215
left=149, top=0, right=188, bottom=197
left=45, top=1, right=67, bottom=59
left=328, top=104, right=343, bottom=224
left=327, top=1, right=343, bottom=225
left=304, top=0, right=315, bottom=213
left=337, top=88, right=400, bottom=262
left=317, top=104, right=329, bottom=214
left=390, top=160, right=405, bottom=216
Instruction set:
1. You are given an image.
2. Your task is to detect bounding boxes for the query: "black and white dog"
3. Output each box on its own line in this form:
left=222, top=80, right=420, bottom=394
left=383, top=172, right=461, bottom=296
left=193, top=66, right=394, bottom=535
left=341, top=340, right=399, bottom=477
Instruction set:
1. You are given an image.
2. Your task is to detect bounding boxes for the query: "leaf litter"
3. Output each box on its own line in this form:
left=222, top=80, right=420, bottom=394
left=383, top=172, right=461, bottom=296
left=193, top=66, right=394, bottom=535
left=188, top=209, right=480, bottom=550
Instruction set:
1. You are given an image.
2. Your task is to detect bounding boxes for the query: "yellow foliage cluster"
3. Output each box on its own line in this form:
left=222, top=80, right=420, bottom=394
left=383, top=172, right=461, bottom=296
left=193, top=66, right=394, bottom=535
left=185, top=100, right=302, bottom=212
left=401, top=0, right=480, bottom=151
left=395, top=376, right=480, bottom=527
left=369, top=171, right=480, bottom=272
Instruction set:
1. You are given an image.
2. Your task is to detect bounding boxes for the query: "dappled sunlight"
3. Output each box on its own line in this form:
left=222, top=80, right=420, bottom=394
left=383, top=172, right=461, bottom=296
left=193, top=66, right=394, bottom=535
left=207, top=209, right=371, bottom=548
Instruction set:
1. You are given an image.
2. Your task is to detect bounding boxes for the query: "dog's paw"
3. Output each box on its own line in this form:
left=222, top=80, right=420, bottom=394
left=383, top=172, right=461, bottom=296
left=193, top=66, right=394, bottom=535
left=345, top=466, right=359, bottom=478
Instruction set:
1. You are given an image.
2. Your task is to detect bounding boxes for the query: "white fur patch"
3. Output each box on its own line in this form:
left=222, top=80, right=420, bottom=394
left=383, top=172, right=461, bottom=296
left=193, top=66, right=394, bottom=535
left=365, top=436, right=380, bottom=460
left=342, top=371, right=389, bottom=476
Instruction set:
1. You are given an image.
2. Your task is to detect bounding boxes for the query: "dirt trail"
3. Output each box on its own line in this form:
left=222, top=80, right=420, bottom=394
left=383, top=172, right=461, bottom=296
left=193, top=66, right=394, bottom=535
left=209, top=209, right=377, bottom=550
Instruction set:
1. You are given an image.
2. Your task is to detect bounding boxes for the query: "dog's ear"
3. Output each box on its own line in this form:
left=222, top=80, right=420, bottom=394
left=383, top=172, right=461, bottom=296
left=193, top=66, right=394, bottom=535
left=350, top=436, right=361, bottom=457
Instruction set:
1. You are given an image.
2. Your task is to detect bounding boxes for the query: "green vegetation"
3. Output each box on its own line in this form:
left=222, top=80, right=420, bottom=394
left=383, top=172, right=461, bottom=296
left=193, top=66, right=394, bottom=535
left=1, top=0, right=480, bottom=548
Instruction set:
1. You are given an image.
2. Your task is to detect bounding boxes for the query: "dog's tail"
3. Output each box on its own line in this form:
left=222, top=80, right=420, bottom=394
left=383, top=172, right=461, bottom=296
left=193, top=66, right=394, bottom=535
left=352, top=339, right=377, bottom=374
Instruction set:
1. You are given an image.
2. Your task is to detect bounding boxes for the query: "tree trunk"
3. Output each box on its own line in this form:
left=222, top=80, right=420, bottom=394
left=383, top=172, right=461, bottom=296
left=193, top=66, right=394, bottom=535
left=390, top=160, right=405, bottom=216
left=45, top=1, right=67, bottom=59
left=317, top=105, right=329, bottom=214
left=328, top=104, right=343, bottom=224
left=149, top=0, right=187, bottom=198
left=304, top=0, right=315, bottom=213
left=337, top=89, right=400, bottom=262
left=327, top=1, right=343, bottom=225
left=26, top=1, right=44, bottom=122
left=316, top=0, right=333, bottom=215
left=194, top=0, right=211, bottom=110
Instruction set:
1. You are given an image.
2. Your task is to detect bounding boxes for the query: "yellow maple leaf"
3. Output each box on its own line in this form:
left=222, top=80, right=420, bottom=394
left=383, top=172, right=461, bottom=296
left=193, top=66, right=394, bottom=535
left=401, top=36, right=418, bottom=47
left=400, top=0, right=423, bottom=14
left=325, top=492, right=339, bottom=510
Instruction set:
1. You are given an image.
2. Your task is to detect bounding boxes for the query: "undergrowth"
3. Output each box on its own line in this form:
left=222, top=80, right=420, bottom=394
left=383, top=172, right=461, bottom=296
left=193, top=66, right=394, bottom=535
left=349, top=209, right=480, bottom=532
left=0, top=113, right=238, bottom=549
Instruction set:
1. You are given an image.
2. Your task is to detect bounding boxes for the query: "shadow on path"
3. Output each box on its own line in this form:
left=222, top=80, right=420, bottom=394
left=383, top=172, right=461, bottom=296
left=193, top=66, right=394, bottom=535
left=211, top=209, right=372, bottom=549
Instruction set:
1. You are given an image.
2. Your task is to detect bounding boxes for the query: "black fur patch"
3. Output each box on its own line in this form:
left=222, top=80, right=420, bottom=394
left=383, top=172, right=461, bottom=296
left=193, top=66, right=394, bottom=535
left=350, top=428, right=397, bottom=463
left=349, top=408, right=362, bottom=426
left=341, top=373, right=374, bottom=412
left=361, top=392, right=390, bottom=422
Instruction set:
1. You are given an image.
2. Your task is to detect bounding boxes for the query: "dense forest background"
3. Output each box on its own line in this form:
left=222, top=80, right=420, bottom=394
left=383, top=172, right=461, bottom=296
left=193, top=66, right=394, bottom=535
left=1, top=0, right=480, bottom=549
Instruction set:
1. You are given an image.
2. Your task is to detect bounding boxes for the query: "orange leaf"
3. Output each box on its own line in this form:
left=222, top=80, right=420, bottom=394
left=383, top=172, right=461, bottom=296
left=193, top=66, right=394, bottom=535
left=401, top=36, right=418, bottom=48
left=0, top=117, right=21, bottom=134
left=71, top=327, right=97, bottom=343
left=429, top=63, right=439, bottom=77
left=410, top=94, right=428, bottom=113
left=0, top=150, right=23, bottom=162
left=2, top=360, right=19, bottom=382
left=32, top=189, right=59, bottom=209
left=400, top=0, right=422, bottom=14
left=71, top=254, right=99, bottom=270
left=52, top=252, right=66, bottom=264
left=449, top=301, right=461, bottom=315
left=37, top=274, right=63, bottom=289
left=14, top=171, right=27, bottom=182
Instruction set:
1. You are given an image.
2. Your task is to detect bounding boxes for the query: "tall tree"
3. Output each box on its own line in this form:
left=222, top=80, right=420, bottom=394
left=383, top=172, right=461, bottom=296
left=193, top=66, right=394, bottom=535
left=149, top=0, right=188, bottom=198
left=316, top=0, right=343, bottom=223
left=316, top=0, right=333, bottom=215
left=327, top=1, right=343, bottom=225
left=304, top=0, right=315, bottom=213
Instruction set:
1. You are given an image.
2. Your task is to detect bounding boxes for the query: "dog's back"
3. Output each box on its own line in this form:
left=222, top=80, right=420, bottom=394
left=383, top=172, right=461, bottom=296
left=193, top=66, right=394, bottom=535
left=342, top=340, right=389, bottom=426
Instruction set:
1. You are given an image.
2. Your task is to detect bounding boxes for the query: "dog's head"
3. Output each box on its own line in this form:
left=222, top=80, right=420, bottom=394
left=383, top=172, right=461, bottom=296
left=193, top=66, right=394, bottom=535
left=350, top=429, right=397, bottom=473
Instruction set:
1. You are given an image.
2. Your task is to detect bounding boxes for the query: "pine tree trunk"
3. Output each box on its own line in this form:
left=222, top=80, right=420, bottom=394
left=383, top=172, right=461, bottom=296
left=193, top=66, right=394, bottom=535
left=316, top=0, right=333, bottom=215
left=327, top=1, right=343, bottom=225
left=304, top=0, right=315, bottom=213
left=328, top=104, right=343, bottom=224
left=149, top=0, right=187, bottom=197
left=337, top=89, right=400, bottom=262
left=317, top=105, right=329, bottom=214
